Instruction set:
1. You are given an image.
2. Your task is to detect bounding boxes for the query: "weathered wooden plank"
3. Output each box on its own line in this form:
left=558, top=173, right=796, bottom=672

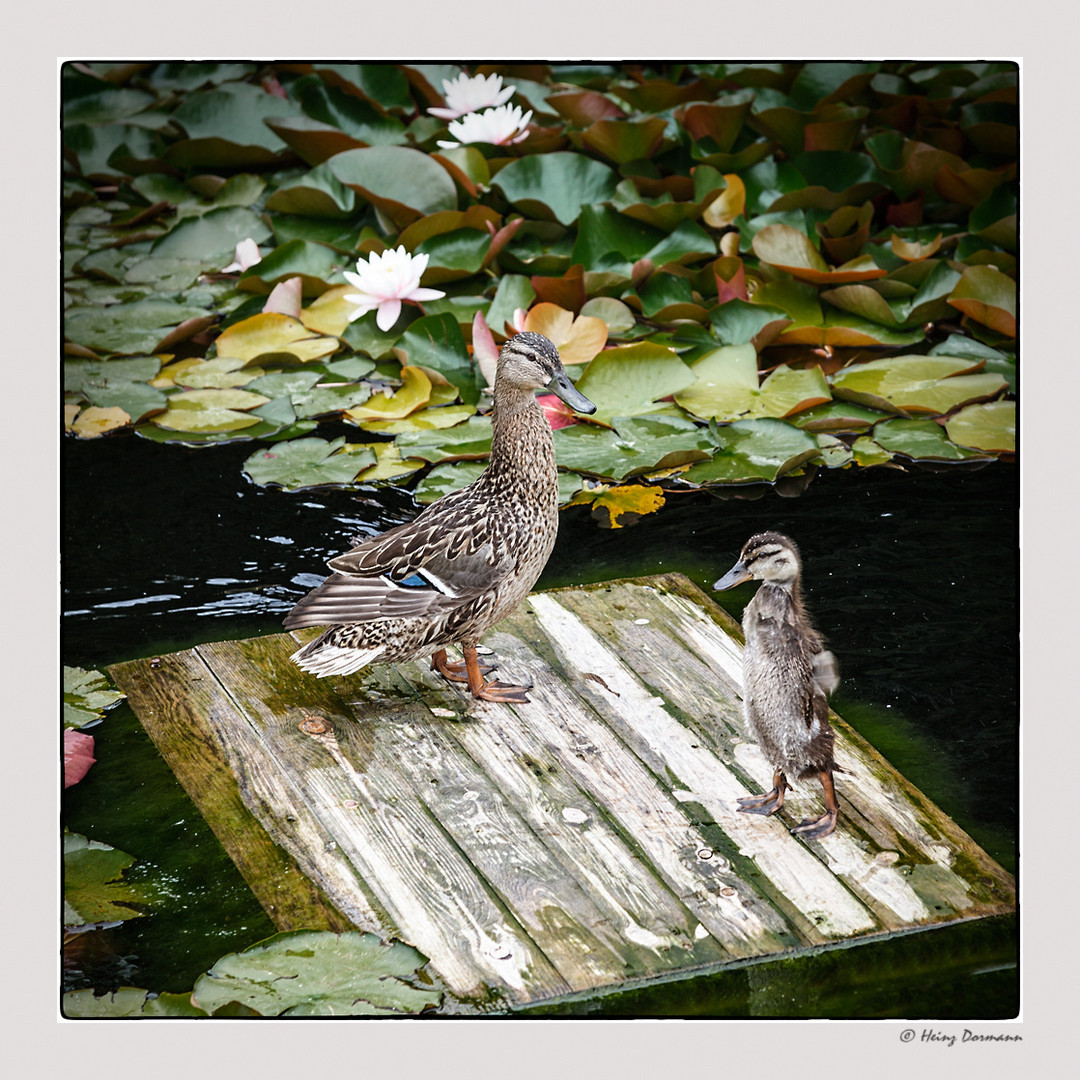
left=554, top=576, right=1015, bottom=922
left=387, top=662, right=734, bottom=977
left=197, top=634, right=571, bottom=1004
left=107, top=649, right=362, bottom=934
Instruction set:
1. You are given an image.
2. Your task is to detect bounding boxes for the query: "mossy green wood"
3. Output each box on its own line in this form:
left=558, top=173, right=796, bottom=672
left=108, top=573, right=1015, bottom=1013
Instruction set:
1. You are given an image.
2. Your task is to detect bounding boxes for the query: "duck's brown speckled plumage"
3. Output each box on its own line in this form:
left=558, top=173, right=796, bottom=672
left=283, top=332, right=595, bottom=702
left=714, top=531, right=842, bottom=839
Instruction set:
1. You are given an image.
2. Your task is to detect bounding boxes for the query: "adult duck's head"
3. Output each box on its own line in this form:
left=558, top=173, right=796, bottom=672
left=714, top=531, right=802, bottom=590
left=498, top=332, right=596, bottom=415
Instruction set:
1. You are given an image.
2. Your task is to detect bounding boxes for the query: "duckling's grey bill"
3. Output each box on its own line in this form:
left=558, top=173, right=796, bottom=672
left=546, top=372, right=596, bottom=415
left=714, top=560, right=752, bottom=590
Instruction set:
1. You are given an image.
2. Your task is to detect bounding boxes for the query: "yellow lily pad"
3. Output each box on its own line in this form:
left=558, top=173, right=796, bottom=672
left=944, top=400, right=1015, bottom=453
left=299, top=284, right=358, bottom=338
left=171, top=356, right=265, bottom=389
left=702, top=174, right=746, bottom=229
left=344, top=365, right=431, bottom=420
left=71, top=405, right=130, bottom=438
left=572, top=483, right=667, bottom=528
left=831, top=355, right=1007, bottom=416
left=354, top=442, right=426, bottom=482
left=64, top=404, right=80, bottom=431
left=214, top=312, right=341, bottom=363
left=353, top=404, right=476, bottom=434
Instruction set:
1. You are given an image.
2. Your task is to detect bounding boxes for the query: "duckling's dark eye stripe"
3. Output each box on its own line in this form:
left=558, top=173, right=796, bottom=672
left=747, top=546, right=783, bottom=563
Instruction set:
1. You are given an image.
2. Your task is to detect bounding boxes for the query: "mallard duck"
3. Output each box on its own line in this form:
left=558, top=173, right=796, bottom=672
left=714, top=531, right=842, bottom=840
left=283, top=331, right=596, bottom=703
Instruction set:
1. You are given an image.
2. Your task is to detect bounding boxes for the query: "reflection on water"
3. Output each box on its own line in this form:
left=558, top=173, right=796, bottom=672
left=62, top=432, right=1017, bottom=1004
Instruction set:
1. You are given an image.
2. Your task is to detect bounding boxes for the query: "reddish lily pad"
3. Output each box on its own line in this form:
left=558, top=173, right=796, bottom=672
left=947, top=265, right=1016, bottom=338
left=753, top=224, right=886, bottom=284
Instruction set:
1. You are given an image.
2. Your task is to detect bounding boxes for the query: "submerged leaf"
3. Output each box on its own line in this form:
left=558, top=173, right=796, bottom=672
left=64, top=832, right=146, bottom=926
left=191, top=930, right=441, bottom=1017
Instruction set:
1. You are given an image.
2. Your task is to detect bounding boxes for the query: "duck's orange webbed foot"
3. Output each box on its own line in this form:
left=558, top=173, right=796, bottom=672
left=461, top=646, right=531, bottom=704
left=431, top=648, right=496, bottom=684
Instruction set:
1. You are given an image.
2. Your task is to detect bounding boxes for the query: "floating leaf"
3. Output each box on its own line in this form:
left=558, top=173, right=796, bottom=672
left=70, top=405, right=130, bottom=437
left=243, top=436, right=374, bottom=489
left=574, top=483, right=667, bottom=528
left=709, top=298, right=791, bottom=347
left=944, top=400, right=1015, bottom=453
left=675, top=346, right=831, bottom=421
left=752, top=224, right=886, bottom=284
left=214, top=313, right=341, bottom=364
left=64, top=832, right=146, bottom=926
left=702, top=174, right=746, bottom=228
left=236, top=239, right=342, bottom=296
left=153, top=388, right=270, bottom=432
left=291, top=382, right=374, bottom=419
left=682, top=419, right=820, bottom=485
left=63, top=988, right=208, bottom=1019
left=831, top=355, right=1007, bottom=416
left=553, top=415, right=712, bottom=481
left=492, top=151, right=619, bottom=226
left=345, top=366, right=432, bottom=420
left=393, top=315, right=477, bottom=403
left=788, top=400, right=886, bottom=432
left=327, top=146, right=457, bottom=228
left=152, top=206, right=271, bottom=260
left=394, top=416, right=493, bottom=463
left=64, top=665, right=125, bottom=729
left=574, top=342, right=695, bottom=425
left=356, top=404, right=476, bottom=434
left=872, top=417, right=992, bottom=461
left=191, top=930, right=441, bottom=1017
left=522, top=303, right=608, bottom=366
left=413, top=461, right=488, bottom=502
left=947, top=265, right=1016, bottom=338
left=355, top=441, right=426, bottom=482
left=65, top=299, right=211, bottom=355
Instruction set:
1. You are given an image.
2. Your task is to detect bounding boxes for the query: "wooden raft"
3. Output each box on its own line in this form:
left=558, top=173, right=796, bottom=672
left=108, top=573, right=1015, bottom=1011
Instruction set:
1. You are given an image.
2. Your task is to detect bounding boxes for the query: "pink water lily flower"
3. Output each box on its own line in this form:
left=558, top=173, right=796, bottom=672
left=429, top=72, right=515, bottom=121
left=222, top=237, right=262, bottom=272
left=437, top=104, right=533, bottom=150
left=342, top=247, right=446, bottom=332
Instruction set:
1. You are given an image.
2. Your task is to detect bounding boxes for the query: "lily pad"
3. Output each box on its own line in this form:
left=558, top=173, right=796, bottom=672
left=682, top=418, right=820, bottom=485
left=151, top=206, right=271, bottom=260
left=65, top=299, right=212, bottom=355
left=346, top=365, right=432, bottom=420
left=674, top=345, right=831, bottom=421
left=872, top=417, right=993, bottom=462
left=64, top=832, right=146, bottom=927
left=946, top=265, right=1016, bottom=338
left=944, top=400, right=1015, bottom=453
left=492, top=151, right=619, bottom=226
left=327, top=146, right=458, bottom=228
left=752, top=224, right=886, bottom=285
left=831, top=355, right=1007, bottom=416
left=63, top=988, right=208, bottom=1019
left=243, top=436, right=375, bottom=489
left=394, top=416, right=493, bottom=462
left=575, top=341, right=695, bottom=425
left=64, top=665, right=125, bottom=729
left=572, top=483, right=667, bottom=528
left=236, top=240, right=343, bottom=296
left=70, top=405, right=131, bottom=437
left=522, top=304, right=608, bottom=367
left=291, top=382, right=374, bottom=419
left=393, top=315, right=478, bottom=403
left=553, top=415, right=712, bottom=481
left=191, top=930, right=441, bottom=1017
left=214, top=313, right=341, bottom=364
left=413, top=460, right=488, bottom=502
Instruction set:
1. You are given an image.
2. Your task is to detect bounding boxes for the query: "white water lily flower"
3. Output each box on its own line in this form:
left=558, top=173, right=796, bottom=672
left=342, top=247, right=445, bottom=332
left=436, top=104, right=533, bottom=150
left=428, top=72, right=515, bottom=121
left=222, top=237, right=262, bottom=272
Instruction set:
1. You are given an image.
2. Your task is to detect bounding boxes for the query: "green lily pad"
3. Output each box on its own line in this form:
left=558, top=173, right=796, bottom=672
left=244, top=370, right=324, bottom=398
left=851, top=435, right=895, bottom=467
left=788, top=400, right=887, bottom=432
left=327, top=146, right=457, bottom=228
left=394, top=415, right=493, bottom=462
left=82, top=380, right=167, bottom=422
left=151, top=205, right=271, bottom=260
left=291, top=74, right=408, bottom=145
left=243, top=436, right=375, bottom=489
left=64, top=666, right=125, bottom=729
left=575, top=342, right=695, bottom=425
left=237, top=239, right=342, bottom=296
left=682, top=418, right=820, bottom=485
left=413, top=460, right=488, bottom=503
left=65, top=355, right=161, bottom=392
left=65, top=299, right=212, bottom=355
left=356, top=404, right=476, bottom=434
left=944, top=400, right=1015, bottom=453
left=872, top=417, right=992, bottom=462
left=172, top=356, right=260, bottom=389
left=674, top=345, right=831, bottom=421
left=63, top=988, right=208, bottom=1019
left=265, top=162, right=358, bottom=217
left=831, top=355, right=1007, bottom=416
left=554, top=415, right=714, bottom=481
left=191, top=930, right=441, bottom=1017
left=291, top=383, right=374, bottom=419
left=816, top=433, right=854, bottom=469
left=64, top=832, right=146, bottom=926
left=708, top=298, right=791, bottom=347
left=578, top=117, right=670, bottom=164
left=152, top=388, right=270, bottom=432
left=492, top=151, right=619, bottom=226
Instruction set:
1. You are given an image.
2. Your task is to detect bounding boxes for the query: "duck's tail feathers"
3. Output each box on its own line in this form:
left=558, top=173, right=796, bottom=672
left=289, top=633, right=385, bottom=678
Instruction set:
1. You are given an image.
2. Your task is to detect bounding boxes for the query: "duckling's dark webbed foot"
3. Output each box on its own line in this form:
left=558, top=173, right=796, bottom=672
left=791, top=810, right=838, bottom=840
left=789, top=768, right=839, bottom=840
left=737, top=770, right=788, bottom=816
left=431, top=648, right=496, bottom=684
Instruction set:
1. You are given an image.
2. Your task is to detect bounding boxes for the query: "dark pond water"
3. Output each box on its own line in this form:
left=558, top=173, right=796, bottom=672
left=62, top=430, right=1018, bottom=1015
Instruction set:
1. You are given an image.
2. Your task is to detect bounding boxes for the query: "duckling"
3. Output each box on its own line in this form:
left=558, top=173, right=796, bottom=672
left=283, top=332, right=596, bottom=703
left=714, top=531, right=841, bottom=840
